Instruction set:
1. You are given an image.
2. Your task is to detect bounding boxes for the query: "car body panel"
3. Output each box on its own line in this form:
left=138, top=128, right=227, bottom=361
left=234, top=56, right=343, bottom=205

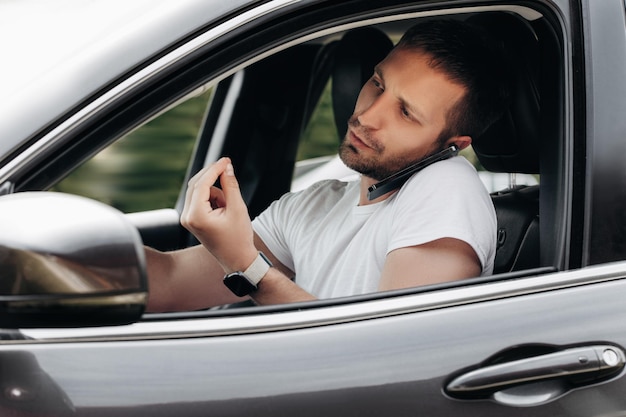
left=0, top=0, right=279, bottom=160
left=583, top=0, right=626, bottom=265
left=8, top=263, right=626, bottom=415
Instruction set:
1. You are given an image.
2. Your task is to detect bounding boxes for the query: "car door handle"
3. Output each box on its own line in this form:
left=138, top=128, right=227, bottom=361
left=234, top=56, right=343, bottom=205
left=446, top=344, right=625, bottom=406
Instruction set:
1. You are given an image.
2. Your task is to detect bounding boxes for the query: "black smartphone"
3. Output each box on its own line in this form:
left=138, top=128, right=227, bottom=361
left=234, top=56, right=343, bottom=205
left=367, top=144, right=459, bottom=201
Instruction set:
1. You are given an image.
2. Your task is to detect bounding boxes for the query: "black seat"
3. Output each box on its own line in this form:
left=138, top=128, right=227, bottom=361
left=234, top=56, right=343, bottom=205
left=490, top=184, right=540, bottom=273
left=331, top=27, right=394, bottom=139
left=468, top=13, right=542, bottom=273
left=330, top=16, right=544, bottom=275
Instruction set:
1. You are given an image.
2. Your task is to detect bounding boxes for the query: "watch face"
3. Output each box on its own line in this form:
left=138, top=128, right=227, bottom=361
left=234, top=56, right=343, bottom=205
left=224, top=273, right=258, bottom=297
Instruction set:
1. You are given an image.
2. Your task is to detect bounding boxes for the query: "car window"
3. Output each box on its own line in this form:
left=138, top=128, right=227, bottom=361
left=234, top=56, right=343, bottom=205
left=52, top=90, right=212, bottom=213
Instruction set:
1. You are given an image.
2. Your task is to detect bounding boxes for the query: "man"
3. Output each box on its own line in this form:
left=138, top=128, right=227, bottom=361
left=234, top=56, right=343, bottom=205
left=145, top=19, right=509, bottom=312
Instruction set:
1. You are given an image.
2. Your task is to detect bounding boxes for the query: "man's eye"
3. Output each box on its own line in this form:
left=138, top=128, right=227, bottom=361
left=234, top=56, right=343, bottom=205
left=371, top=78, right=383, bottom=90
left=401, top=106, right=411, bottom=118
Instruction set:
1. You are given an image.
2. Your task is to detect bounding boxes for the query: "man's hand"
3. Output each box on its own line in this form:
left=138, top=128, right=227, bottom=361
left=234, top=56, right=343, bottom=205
left=180, top=157, right=258, bottom=274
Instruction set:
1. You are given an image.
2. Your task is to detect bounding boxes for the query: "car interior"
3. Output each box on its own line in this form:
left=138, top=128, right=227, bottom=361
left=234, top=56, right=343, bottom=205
left=196, top=9, right=563, bottom=284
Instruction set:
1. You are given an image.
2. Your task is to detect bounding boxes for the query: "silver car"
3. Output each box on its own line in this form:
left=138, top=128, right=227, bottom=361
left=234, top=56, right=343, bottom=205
left=1, top=0, right=626, bottom=415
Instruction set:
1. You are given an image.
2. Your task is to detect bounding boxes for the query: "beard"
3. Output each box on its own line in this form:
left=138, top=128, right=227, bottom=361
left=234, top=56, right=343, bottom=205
left=338, top=141, right=412, bottom=180
left=338, top=117, right=444, bottom=181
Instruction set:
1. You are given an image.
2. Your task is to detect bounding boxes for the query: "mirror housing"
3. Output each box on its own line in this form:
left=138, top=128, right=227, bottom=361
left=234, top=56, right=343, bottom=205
left=0, top=192, right=147, bottom=328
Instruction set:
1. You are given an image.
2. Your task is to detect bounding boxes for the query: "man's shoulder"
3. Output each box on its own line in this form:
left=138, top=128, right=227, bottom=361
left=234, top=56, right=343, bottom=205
left=397, top=156, right=487, bottom=200
left=410, top=155, right=479, bottom=182
left=427, top=155, right=477, bottom=175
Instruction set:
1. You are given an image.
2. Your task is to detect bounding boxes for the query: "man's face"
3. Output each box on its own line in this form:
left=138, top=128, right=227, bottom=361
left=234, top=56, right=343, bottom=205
left=339, top=48, right=466, bottom=181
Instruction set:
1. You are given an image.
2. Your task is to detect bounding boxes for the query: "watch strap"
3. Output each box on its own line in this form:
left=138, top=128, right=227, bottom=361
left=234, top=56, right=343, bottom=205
left=242, top=252, right=272, bottom=285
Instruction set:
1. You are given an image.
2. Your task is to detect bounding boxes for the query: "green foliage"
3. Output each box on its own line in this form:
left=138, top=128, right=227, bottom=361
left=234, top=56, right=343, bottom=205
left=296, top=81, right=340, bottom=160
left=53, top=92, right=211, bottom=213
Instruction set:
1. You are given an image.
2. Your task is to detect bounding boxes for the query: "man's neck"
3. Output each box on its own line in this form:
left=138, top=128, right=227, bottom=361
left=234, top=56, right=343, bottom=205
left=358, top=176, right=397, bottom=206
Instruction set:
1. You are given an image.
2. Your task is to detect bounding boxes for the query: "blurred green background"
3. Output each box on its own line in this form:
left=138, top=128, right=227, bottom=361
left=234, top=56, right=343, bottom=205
left=297, top=82, right=340, bottom=160
left=53, top=91, right=210, bottom=213
left=52, top=84, right=342, bottom=214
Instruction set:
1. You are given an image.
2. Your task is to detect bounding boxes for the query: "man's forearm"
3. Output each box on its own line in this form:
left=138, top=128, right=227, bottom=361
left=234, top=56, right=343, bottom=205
left=145, top=245, right=246, bottom=312
left=173, top=159, right=317, bottom=307
left=250, top=267, right=316, bottom=305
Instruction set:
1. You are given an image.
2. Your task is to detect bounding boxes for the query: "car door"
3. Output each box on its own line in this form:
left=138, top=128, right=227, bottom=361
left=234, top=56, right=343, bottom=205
left=8, top=263, right=626, bottom=416
left=2, top=0, right=626, bottom=416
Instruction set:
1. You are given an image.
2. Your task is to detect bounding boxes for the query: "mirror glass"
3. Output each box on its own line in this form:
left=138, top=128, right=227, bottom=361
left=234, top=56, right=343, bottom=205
left=0, top=192, right=147, bottom=327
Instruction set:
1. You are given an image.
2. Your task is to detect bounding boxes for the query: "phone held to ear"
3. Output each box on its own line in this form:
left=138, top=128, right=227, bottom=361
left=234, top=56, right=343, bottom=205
left=367, top=145, right=459, bottom=201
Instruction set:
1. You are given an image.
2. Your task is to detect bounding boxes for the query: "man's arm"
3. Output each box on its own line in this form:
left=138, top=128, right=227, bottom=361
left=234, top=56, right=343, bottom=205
left=145, top=156, right=313, bottom=311
left=145, top=244, right=245, bottom=312
left=255, top=236, right=481, bottom=303
left=145, top=234, right=313, bottom=312
left=378, top=237, right=481, bottom=291
left=146, top=234, right=479, bottom=311
left=250, top=237, right=316, bottom=305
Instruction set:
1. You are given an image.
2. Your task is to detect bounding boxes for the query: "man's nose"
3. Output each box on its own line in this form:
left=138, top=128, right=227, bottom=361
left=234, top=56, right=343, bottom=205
left=357, top=93, right=388, bottom=130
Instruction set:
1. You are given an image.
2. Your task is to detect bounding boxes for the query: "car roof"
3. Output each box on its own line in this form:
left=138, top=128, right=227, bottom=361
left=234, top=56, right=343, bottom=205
left=0, top=0, right=255, bottom=158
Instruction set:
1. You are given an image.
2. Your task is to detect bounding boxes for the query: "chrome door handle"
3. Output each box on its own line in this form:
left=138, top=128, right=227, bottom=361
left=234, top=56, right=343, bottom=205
left=446, top=344, right=625, bottom=406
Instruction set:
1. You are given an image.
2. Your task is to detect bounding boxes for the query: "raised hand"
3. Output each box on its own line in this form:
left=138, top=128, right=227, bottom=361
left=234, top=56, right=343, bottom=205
left=180, top=157, right=258, bottom=274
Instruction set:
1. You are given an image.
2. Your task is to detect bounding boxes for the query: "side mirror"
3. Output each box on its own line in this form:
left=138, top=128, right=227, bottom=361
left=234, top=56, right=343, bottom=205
left=0, top=192, right=147, bottom=328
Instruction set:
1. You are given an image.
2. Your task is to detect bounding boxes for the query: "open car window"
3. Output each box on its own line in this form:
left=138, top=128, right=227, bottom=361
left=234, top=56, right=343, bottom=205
left=7, top=2, right=565, bottom=321
left=52, top=90, right=212, bottom=213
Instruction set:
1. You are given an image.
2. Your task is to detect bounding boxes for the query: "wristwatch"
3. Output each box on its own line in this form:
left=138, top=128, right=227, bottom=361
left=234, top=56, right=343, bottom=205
left=223, top=252, right=273, bottom=296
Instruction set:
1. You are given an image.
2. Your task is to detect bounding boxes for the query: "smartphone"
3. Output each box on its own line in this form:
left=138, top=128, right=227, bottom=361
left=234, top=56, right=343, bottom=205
left=367, top=144, right=459, bottom=201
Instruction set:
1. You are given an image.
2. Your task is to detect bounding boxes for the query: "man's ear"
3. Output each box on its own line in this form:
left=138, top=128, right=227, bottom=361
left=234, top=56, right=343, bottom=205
left=447, top=135, right=472, bottom=151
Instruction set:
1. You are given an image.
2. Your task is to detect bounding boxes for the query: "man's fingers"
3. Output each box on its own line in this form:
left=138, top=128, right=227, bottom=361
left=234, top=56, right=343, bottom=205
left=208, top=186, right=226, bottom=208
left=218, top=162, right=247, bottom=212
left=181, top=157, right=246, bottom=223
left=181, top=158, right=230, bottom=226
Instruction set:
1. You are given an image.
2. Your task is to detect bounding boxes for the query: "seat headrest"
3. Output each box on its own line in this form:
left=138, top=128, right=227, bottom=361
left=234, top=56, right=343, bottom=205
left=331, top=28, right=393, bottom=139
left=468, top=13, right=541, bottom=174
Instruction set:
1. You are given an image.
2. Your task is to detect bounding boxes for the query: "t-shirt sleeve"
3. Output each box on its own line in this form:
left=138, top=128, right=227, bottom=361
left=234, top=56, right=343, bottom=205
left=387, top=158, right=497, bottom=274
left=252, top=193, right=298, bottom=272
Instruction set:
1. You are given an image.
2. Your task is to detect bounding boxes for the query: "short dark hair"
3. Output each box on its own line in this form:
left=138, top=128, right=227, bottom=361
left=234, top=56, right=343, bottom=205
left=396, top=19, right=510, bottom=144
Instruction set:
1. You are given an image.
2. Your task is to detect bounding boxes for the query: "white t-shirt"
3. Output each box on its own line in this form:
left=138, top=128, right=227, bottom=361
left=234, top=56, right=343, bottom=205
left=253, top=156, right=496, bottom=299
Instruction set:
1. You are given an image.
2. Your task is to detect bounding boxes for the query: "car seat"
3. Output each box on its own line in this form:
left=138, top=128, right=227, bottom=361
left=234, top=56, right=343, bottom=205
left=467, top=13, right=542, bottom=273
left=331, top=27, right=393, bottom=139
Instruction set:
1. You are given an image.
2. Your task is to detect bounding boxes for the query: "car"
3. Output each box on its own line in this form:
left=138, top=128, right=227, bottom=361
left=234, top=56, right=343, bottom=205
left=1, top=0, right=626, bottom=415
